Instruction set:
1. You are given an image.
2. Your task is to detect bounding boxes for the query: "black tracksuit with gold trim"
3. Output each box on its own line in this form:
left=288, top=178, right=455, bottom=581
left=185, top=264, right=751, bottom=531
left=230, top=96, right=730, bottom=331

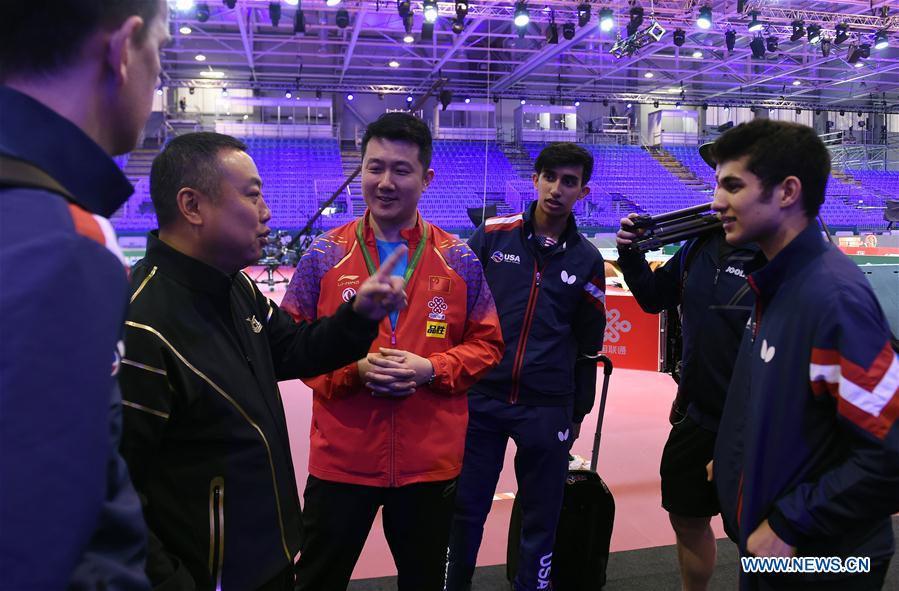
left=119, top=233, right=379, bottom=590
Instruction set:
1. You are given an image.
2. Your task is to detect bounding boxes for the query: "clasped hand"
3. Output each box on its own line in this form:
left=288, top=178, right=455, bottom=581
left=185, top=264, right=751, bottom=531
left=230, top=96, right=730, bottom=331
left=359, top=347, right=434, bottom=398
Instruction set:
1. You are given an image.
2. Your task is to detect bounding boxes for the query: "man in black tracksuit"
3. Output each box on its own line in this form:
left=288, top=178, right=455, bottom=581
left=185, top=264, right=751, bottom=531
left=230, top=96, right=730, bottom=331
left=616, top=222, right=761, bottom=591
left=119, top=132, right=407, bottom=590
left=446, top=143, right=607, bottom=591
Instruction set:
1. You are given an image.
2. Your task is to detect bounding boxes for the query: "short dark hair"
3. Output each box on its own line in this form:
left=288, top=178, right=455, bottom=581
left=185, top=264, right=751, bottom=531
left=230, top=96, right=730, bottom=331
left=710, top=119, right=831, bottom=218
left=0, top=0, right=162, bottom=82
left=150, top=132, right=247, bottom=228
left=534, top=142, right=594, bottom=186
left=361, top=112, right=433, bottom=171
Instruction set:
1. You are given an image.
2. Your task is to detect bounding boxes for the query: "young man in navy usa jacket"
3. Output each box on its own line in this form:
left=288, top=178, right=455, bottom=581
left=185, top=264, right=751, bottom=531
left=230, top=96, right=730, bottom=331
left=446, top=143, right=607, bottom=591
left=709, top=119, right=899, bottom=589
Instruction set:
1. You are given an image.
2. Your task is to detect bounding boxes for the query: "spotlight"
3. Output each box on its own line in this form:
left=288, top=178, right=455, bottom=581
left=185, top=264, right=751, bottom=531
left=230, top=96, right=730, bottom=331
left=403, top=13, right=414, bottom=36
left=514, top=2, right=529, bottom=28
left=176, top=0, right=194, bottom=10
left=325, top=0, right=341, bottom=5
left=179, top=25, right=192, bottom=34
left=627, top=6, right=644, bottom=36
left=696, top=5, right=711, bottom=30
left=874, top=30, right=889, bottom=50
left=221, top=87, right=228, bottom=96
left=346, top=93, right=354, bottom=101
left=673, top=28, right=685, bottom=47
left=575, top=100, right=581, bottom=106
left=439, top=90, right=452, bottom=110
left=223, top=0, right=236, bottom=9
left=815, top=108, right=822, bottom=115
left=839, top=109, right=845, bottom=116
left=834, top=23, right=849, bottom=44
left=293, top=10, right=306, bottom=33
left=701, top=102, right=708, bottom=110
left=653, top=100, right=659, bottom=108
left=599, top=8, right=615, bottom=32
left=315, top=89, right=322, bottom=99
left=692, top=49, right=702, bottom=58
left=790, top=20, right=805, bottom=42
left=156, top=88, right=163, bottom=96
left=821, top=38, right=831, bottom=57
left=335, top=8, right=349, bottom=28
left=795, top=107, right=802, bottom=115
left=750, top=35, right=766, bottom=59
left=464, top=97, right=471, bottom=104
left=452, top=18, right=465, bottom=34
left=792, top=79, right=801, bottom=86
left=747, top=11, right=763, bottom=32
left=577, top=3, right=590, bottom=28
left=269, top=2, right=281, bottom=27
left=285, top=90, right=292, bottom=98
left=196, top=2, right=210, bottom=22
left=847, top=44, right=863, bottom=64
left=188, top=86, right=195, bottom=94
left=859, top=43, right=871, bottom=58
left=807, top=24, right=822, bottom=44
left=397, top=0, right=411, bottom=17
left=406, top=95, right=414, bottom=103
left=562, top=22, right=576, bottom=40
left=766, top=36, right=778, bottom=52
left=546, top=22, right=559, bottom=44
left=423, top=0, right=438, bottom=23
left=725, top=29, right=736, bottom=52
left=421, top=21, right=434, bottom=40
left=455, top=0, right=468, bottom=19
left=520, top=99, right=526, bottom=105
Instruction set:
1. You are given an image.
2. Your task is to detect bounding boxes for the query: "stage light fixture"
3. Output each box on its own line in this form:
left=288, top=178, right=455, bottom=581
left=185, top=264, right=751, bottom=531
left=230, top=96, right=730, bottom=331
left=180, top=25, right=192, bottom=34
left=627, top=6, right=644, bottom=36
left=747, top=11, right=763, bottom=32
left=807, top=24, right=822, bottom=44
left=725, top=29, right=736, bottom=52
left=520, top=99, right=527, bottom=105
left=820, top=38, right=831, bottom=57
left=815, top=108, right=821, bottom=115
left=223, top=0, right=236, bottom=9
left=406, top=95, right=414, bottom=103
left=692, top=49, right=702, bottom=58
left=397, top=0, right=411, bottom=17
left=562, top=22, right=576, bottom=40
left=464, top=97, right=471, bottom=104
left=196, top=2, right=210, bottom=21
left=452, top=17, right=465, bottom=34
left=546, top=21, right=559, bottom=44
left=335, top=8, right=349, bottom=28
left=859, top=43, right=871, bottom=58
left=346, top=93, right=354, bottom=101
left=514, top=2, right=530, bottom=27
left=221, top=87, right=228, bottom=96
left=455, top=0, right=468, bottom=17
left=847, top=44, right=862, bottom=64
left=599, top=8, right=615, bottom=32
left=176, top=0, right=194, bottom=10
left=834, top=23, right=849, bottom=44
left=294, top=10, right=306, bottom=33
left=577, top=3, right=591, bottom=28
left=795, top=107, right=802, bottom=114
left=696, top=5, right=711, bottom=30
left=792, top=79, right=801, bottom=86
left=653, top=100, right=659, bottom=108
left=611, top=19, right=665, bottom=57
left=750, top=35, right=766, bottom=59
left=403, top=12, right=414, bottom=36
left=766, top=36, right=778, bottom=52
left=421, top=21, right=434, bottom=40
left=326, top=0, right=341, bottom=5
left=315, top=89, right=322, bottom=99
left=439, top=90, right=453, bottom=110
left=790, top=20, right=804, bottom=42
left=269, top=2, right=281, bottom=27
left=874, top=30, right=889, bottom=50
left=575, top=100, right=581, bottom=106
left=673, top=28, right=685, bottom=47
left=285, top=90, right=292, bottom=98
left=423, top=0, right=438, bottom=23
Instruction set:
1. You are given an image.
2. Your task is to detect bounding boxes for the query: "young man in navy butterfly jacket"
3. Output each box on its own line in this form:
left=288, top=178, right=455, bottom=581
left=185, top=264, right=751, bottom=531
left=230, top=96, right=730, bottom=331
left=447, top=142, right=607, bottom=591
left=710, top=119, right=899, bottom=589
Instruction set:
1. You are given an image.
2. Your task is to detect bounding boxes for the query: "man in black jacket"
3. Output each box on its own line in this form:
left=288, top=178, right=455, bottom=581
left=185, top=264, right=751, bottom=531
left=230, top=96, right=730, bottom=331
left=119, top=132, right=407, bottom=590
left=616, top=213, right=760, bottom=591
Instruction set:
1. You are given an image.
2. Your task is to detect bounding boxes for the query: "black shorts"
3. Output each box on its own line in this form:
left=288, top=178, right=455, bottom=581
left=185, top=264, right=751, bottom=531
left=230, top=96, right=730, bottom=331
left=660, top=415, right=719, bottom=518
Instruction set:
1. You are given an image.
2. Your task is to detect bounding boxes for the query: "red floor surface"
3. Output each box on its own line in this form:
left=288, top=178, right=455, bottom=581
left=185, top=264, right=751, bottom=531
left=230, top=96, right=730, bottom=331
left=261, top=269, right=726, bottom=580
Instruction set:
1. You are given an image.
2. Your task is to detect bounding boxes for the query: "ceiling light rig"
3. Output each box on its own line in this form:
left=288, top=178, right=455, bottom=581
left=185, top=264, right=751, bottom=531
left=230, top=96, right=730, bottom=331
left=513, top=2, right=530, bottom=28
left=696, top=5, right=711, bottom=30
left=598, top=8, right=615, bottom=32
left=790, top=20, right=805, bottom=42
left=577, top=2, right=591, bottom=28
left=807, top=24, right=822, bottom=45
left=423, top=0, right=438, bottom=24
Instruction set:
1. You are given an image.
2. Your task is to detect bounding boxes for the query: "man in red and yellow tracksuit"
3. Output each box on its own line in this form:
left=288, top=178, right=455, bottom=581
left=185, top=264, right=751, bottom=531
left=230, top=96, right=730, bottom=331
left=282, top=112, right=503, bottom=591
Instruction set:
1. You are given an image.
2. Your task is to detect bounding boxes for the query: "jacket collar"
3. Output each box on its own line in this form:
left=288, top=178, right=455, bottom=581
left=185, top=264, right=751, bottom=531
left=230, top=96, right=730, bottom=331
left=522, top=200, right=580, bottom=251
left=747, top=221, right=829, bottom=302
left=0, top=86, right=133, bottom=218
left=358, top=210, right=425, bottom=245
left=143, top=231, right=236, bottom=297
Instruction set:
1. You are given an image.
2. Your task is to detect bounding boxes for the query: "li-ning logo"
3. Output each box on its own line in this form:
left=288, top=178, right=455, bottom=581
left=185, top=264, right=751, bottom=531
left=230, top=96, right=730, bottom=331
left=491, top=250, right=520, bottom=264
left=537, top=553, right=553, bottom=589
left=725, top=265, right=746, bottom=278
left=604, top=308, right=632, bottom=343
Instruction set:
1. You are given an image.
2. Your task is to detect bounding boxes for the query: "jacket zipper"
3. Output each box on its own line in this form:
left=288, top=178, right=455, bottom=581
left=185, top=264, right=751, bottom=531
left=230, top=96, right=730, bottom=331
left=208, top=477, right=225, bottom=591
left=509, top=260, right=544, bottom=403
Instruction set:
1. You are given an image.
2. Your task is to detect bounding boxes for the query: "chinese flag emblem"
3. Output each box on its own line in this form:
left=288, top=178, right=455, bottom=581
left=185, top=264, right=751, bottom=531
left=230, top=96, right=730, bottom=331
left=429, top=275, right=452, bottom=293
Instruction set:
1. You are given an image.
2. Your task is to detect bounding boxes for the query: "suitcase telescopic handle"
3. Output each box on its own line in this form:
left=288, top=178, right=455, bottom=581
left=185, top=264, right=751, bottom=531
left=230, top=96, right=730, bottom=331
left=591, top=354, right=613, bottom=471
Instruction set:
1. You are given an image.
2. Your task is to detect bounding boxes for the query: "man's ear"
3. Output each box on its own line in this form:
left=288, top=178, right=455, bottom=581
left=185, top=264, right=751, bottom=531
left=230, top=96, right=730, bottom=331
left=779, top=176, right=803, bottom=211
left=578, top=185, right=591, bottom=201
left=106, top=15, right=145, bottom=86
left=176, top=188, right=205, bottom=227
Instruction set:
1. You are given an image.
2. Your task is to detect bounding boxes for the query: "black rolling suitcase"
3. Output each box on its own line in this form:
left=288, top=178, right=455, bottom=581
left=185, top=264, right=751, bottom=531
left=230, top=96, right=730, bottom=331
left=506, top=354, right=615, bottom=590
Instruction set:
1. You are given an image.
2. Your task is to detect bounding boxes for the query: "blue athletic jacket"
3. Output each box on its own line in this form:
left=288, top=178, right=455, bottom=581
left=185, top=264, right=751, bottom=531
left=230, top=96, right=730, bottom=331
left=714, top=223, right=899, bottom=574
left=618, top=231, right=761, bottom=431
left=467, top=202, right=606, bottom=423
